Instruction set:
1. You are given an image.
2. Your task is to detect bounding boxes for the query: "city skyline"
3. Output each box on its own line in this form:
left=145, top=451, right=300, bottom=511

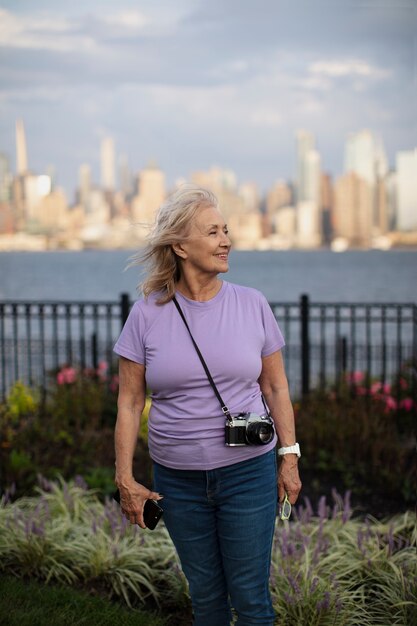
left=0, top=118, right=412, bottom=203
left=1, top=116, right=416, bottom=252
left=0, top=1, right=415, bottom=194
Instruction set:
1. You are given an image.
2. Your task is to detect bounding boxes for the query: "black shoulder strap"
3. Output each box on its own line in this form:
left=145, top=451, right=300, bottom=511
left=172, top=296, right=232, bottom=420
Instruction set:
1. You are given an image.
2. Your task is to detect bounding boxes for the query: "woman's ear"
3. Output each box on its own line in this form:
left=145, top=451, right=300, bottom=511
left=172, top=242, right=187, bottom=259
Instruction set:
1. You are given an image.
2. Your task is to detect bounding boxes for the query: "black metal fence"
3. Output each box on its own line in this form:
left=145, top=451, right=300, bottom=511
left=1, top=294, right=416, bottom=402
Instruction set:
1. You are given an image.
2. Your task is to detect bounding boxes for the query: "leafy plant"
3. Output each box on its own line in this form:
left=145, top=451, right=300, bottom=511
left=0, top=478, right=415, bottom=624
left=296, top=364, right=416, bottom=503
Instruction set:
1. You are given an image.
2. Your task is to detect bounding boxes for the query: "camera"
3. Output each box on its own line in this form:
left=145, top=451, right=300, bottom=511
left=225, top=413, right=275, bottom=446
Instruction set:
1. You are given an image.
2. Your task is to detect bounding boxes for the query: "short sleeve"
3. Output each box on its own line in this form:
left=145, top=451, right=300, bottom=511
left=259, top=295, right=285, bottom=357
left=113, top=301, right=146, bottom=365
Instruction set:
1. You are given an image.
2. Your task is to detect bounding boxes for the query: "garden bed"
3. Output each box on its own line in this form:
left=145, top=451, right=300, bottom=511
left=0, top=478, right=416, bottom=626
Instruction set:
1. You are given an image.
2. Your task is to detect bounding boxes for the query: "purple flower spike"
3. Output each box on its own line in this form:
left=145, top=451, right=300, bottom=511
left=342, top=491, right=352, bottom=523
left=74, top=475, right=88, bottom=490
left=283, top=591, right=295, bottom=606
left=318, top=496, right=327, bottom=520
left=32, top=523, right=45, bottom=537
left=288, top=573, right=301, bottom=595
left=37, top=475, right=52, bottom=492
left=304, top=497, right=314, bottom=522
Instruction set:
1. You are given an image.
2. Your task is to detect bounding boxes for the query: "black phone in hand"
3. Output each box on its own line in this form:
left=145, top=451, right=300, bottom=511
left=112, top=490, right=163, bottom=530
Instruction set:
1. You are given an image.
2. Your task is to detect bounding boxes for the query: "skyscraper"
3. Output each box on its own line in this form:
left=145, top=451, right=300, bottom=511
left=344, top=129, right=388, bottom=185
left=101, top=137, right=115, bottom=191
left=333, top=172, right=373, bottom=247
left=132, top=161, right=166, bottom=226
left=303, top=149, right=321, bottom=206
left=396, top=149, right=417, bottom=231
left=296, top=130, right=316, bottom=203
left=16, top=119, right=28, bottom=175
left=295, top=131, right=322, bottom=246
left=0, top=153, right=12, bottom=202
left=344, top=130, right=389, bottom=237
left=79, top=164, right=92, bottom=213
left=119, top=154, right=133, bottom=199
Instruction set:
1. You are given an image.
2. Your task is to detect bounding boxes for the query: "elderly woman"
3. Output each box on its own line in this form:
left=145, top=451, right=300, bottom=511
left=114, top=184, right=301, bottom=626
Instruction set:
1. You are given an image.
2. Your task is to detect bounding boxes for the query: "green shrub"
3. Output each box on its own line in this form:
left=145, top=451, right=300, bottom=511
left=0, top=478, right=415, bottom=624
left=1, top=363, right=415, bottom=507
left=296, top=367, right=416, bottom=502
left=0, top=477, right=188, bottom=610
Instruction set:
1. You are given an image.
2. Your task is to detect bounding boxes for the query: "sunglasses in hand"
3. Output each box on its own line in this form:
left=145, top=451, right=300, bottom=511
left=278, top=493, right=292, bottom=521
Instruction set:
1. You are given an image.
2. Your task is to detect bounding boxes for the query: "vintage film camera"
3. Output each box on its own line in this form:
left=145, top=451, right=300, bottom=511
left=225, top=412, right=275, bottom=447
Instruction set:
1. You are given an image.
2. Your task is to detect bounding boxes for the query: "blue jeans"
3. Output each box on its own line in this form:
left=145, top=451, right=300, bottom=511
left=153, top=449, right=277, bottom=626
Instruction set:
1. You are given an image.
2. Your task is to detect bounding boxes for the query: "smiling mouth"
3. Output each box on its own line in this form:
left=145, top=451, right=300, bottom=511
left=216, top=253, right=229, bottom=260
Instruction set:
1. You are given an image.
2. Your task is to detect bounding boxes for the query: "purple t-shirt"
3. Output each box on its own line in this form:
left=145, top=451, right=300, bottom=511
left=113, top=281, right=285, bottom=470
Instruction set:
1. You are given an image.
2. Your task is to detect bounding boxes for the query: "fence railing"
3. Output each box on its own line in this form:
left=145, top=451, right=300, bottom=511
left=1, top=294, right=416, bottom=402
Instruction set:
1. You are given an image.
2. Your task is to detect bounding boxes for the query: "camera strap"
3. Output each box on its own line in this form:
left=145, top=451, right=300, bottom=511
left=172, top=296, right=233, bottom=420
left=172, top=296, right=270, bottom=420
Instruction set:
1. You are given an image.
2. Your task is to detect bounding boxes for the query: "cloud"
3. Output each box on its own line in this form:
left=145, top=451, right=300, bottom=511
left=100, top=10, right=148, bottom=30
left=0, top=8, right=97, bottom=53
left=0, top=7, right=150, bottom=53
left=310, top=59, right=391, bottom=80
left=0, top=0, right=414, bottom=195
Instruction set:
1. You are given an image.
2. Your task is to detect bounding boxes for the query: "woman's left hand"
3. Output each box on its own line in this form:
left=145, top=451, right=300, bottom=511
left=277, top=455, right=302, bottom=505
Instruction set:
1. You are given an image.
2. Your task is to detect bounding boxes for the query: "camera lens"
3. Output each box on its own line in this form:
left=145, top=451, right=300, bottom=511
left=246, top=421, right=274, bottom=445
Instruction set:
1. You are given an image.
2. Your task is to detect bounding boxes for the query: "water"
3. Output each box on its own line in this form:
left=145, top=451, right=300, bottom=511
left=0, top=249, right=416, bottom=303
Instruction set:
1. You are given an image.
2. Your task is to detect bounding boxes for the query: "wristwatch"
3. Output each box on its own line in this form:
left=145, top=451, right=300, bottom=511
left=278, top=443, right=301, bottom=458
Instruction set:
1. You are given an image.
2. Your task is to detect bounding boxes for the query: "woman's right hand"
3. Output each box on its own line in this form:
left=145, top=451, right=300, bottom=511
left=117, top=480, right=162, bottom=528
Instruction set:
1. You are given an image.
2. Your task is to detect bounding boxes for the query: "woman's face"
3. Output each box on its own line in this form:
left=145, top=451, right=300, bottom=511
left=175, top=204, right=231, bottom=277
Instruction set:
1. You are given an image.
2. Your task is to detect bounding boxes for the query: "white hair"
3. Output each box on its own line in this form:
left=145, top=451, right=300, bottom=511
left=133, top=184, right=218, bottom=304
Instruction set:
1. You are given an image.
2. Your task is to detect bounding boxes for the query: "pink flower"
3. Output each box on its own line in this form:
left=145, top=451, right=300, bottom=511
left=64, top=367, right=77, bottom=384
left=97, top=361, right=109, bottom=381
left=347, top=371, right=365, bottom=384
left=355, top=386, right=368, bottom=396
left=57, top=366, right=76, bottom=385
left=385, top=396, right=397, bottom=411
left=57, top=371, right=65, bottom=385
left=400, top=398, right=414, bottom=411
left=399, top=378, right=408, bottom=390
left=370, top=382, right=382, bottom=395
left=382, top=383, right=391, bottom=395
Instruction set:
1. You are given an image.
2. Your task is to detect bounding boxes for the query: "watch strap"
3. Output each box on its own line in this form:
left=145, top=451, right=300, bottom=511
left=278, top=443, right=301, bottom=457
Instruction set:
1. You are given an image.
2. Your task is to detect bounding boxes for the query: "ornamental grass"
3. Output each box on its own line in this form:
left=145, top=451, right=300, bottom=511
left=1, top=478, right=416, bottom=624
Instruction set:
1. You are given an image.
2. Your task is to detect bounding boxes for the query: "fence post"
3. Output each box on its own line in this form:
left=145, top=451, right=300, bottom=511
left=336, top=336, right=348, bottom=380
left=120, top=293, right=131, bottom=328
left=300, top=294, right=310, bottom=397
left=92, top=332, right=98, bottom=370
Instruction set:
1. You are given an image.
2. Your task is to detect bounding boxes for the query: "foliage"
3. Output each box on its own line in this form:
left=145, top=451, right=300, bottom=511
left=0, top=477, right=188, bottom=613
left=0, top=478, right=415, bottom=625
left=4, top=381, right=39, bottom=421
left=271, top=492, right=417, bottom=625
left=1, top=361, right=415, bottom=508
left=0, top=364, right=155, bottom=498
left=296, top=364, right=416, bottom=502
left=0, top=367, right=119, bottom=496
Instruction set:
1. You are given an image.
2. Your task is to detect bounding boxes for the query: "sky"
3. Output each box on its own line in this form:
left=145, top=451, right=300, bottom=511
left=0, top=0, right=415, bottom=200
